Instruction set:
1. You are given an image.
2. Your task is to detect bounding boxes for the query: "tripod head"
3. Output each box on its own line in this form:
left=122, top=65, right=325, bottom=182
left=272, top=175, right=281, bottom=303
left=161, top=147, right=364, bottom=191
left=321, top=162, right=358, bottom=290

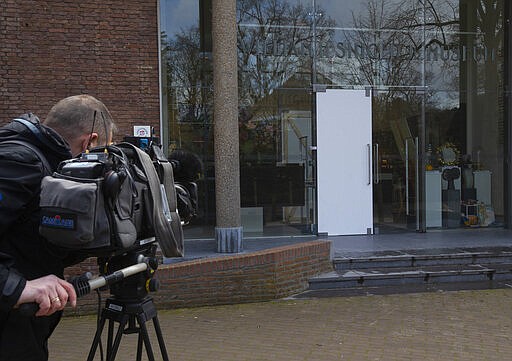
left=98, top=244, right=160, bottom=301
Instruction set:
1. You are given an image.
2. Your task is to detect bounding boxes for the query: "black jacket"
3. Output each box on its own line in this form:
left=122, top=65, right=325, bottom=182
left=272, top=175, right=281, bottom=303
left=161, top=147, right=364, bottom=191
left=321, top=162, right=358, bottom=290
left=0, top=113, right=72, bottom=312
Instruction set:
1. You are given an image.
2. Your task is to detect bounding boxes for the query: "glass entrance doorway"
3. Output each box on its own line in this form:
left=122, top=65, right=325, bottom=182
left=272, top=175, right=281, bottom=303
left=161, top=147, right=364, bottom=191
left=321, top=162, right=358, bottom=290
left=372, top=89, right=423, bottom=233
left=311, top=0, right=506, bottom=234
left=316, top=87, right=424, bottom=236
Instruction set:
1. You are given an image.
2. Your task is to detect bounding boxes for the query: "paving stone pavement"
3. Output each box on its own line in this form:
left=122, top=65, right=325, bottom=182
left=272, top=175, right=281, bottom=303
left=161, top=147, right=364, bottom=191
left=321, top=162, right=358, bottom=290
left=49, top=289, right=512, bottom=361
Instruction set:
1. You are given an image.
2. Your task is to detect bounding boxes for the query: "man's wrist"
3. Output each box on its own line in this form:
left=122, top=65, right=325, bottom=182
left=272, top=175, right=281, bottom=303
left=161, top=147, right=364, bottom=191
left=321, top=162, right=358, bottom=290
left=1, top=271, right=26, bottom=310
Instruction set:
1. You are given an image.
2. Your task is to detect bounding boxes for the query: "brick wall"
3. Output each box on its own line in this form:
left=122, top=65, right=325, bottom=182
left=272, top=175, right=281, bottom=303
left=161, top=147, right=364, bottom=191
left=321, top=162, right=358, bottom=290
left=66, top=241, right=332, bottom=315
left=0, top=0, right=160, bottom=139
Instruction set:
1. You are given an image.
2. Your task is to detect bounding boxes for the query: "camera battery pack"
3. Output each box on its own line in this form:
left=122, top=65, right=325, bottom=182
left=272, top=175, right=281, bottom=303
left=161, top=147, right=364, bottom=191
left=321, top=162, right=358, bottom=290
left=60, top=161, right=105, bottom=179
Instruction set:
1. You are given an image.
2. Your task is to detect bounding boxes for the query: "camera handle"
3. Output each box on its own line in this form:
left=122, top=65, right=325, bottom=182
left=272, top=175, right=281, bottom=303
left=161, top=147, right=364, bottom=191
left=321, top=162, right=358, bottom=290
left=18, top=256, right=153, bottom=317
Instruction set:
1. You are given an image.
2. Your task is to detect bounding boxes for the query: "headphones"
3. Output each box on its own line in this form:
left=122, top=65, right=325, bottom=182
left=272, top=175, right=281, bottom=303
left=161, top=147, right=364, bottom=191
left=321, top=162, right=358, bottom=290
left=102, top=155, right=128, bottom=200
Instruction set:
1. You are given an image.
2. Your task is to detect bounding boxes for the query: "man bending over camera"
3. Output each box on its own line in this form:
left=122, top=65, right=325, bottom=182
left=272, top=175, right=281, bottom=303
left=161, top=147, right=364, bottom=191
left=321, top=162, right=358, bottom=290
left=0, top=95, right=115, bottom=361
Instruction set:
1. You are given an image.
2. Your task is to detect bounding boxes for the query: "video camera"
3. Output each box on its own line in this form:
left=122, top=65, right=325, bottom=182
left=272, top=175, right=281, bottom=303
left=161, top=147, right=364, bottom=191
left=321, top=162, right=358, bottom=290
left=38, top=136, right=200, bottom=259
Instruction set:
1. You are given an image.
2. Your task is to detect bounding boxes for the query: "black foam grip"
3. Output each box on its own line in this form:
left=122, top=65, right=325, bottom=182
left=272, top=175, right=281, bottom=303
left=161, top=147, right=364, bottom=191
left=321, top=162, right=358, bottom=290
left=69, top=274, right=92, bottom=297
left=18, top=302, right=39, bottom=317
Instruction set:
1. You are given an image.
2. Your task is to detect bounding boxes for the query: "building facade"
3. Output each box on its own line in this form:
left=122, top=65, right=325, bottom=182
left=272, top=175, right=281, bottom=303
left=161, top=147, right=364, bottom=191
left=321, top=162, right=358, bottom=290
left=2, top=0, right=512, bottom=243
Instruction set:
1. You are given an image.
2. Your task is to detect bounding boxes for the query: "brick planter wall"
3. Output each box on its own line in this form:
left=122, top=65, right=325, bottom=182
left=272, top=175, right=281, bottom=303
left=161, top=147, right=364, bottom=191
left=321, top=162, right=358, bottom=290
left=66, top=240, right=332, bottom=315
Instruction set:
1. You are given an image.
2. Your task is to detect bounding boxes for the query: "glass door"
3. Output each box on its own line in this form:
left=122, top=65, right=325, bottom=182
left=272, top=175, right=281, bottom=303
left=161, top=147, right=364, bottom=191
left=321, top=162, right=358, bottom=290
left=372, top=89, right=423, bottom=233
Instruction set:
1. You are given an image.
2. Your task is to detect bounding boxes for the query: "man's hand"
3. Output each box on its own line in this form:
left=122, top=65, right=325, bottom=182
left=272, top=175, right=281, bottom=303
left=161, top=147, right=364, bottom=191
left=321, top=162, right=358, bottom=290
left=15, top=275, right=77, bottom=316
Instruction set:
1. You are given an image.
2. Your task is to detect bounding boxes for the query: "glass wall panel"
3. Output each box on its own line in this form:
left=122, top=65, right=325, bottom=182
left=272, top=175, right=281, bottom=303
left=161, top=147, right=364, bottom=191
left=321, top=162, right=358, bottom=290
left=160, top=0, right=214, bottom=239
left=160, top=0, right=506, bottom=238
left=238, top=0, right=318, bottom=236
left=312, top=0, right=505, bottom=230
left=423, top=0, right=505, bottom=227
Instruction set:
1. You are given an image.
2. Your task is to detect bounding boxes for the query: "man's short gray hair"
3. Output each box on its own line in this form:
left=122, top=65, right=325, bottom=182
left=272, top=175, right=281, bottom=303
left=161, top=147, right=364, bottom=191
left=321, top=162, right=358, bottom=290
left=44, top=94, right=116, bottom=146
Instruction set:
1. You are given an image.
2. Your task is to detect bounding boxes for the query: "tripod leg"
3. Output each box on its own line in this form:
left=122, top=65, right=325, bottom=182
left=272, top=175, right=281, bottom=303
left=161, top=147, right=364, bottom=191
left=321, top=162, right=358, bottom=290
left=106, top=314, right=129, bottom=361
left=87, top=314, right=108, bottom=361
left=137, top=314, right=156, bottom=361
left=152, top=316, right=170, bottom=361
left=136, top=330, right=144, bottom=361
left=106, top=319, right=115, bottom=361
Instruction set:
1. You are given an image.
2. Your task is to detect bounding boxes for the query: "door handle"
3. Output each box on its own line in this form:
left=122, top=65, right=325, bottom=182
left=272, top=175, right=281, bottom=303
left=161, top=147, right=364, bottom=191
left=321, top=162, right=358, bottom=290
left=405, top=138, right=419, bottom=219
left=373, top=143, right=380, bottom=184
left=415, top=137, right=420, bottom=230
left=405, top=139, right=409, bottom=215
left=367, top=144, right=371, bottom=185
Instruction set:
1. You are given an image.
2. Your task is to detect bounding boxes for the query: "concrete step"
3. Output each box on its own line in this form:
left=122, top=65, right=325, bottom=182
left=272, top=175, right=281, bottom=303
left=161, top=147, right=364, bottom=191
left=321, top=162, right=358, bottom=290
left=309, top=247, right=512, bottom=293
left=310, top=263, right=512, bottom=289
left=334, top=249, right=512, bottom=271
left=293, top=280, right=512, bottom=299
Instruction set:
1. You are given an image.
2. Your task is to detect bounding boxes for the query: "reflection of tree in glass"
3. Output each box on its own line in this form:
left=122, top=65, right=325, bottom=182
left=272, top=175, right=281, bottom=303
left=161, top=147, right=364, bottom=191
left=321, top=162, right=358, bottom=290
left=237, top=0, right=335, bottom=105
left=161, top=28, right=212, bottom=125
left=474, top=1, right=503, bottom=94
left=237, top=0, right=334, bottom=164
left=339, top=0, right=443, bottom=90
left=161, top=27, right=214, bottom=159
left=339, top=1, right=502, bottom=99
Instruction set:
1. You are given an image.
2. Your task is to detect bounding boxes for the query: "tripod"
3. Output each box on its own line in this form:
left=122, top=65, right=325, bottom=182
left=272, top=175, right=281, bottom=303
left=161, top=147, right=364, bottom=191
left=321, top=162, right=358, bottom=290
left=82, top=245, right=170, bottom=361
left=86, top=296, right=169, bottom=361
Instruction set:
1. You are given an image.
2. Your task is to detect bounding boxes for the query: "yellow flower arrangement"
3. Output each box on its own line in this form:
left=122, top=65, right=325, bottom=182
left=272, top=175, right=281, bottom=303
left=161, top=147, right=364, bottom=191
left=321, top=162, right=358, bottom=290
left=437, top=142, right=460, bottom=166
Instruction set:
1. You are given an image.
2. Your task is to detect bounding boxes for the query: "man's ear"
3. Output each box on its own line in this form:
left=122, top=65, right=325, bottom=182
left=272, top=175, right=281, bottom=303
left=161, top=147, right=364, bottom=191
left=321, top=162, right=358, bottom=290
left=83, top=132, right=99, bottom=151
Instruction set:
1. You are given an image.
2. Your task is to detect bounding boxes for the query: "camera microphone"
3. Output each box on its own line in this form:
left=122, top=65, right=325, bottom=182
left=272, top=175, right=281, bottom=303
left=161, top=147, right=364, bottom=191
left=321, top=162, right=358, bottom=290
left=167, top=149, right=202, bottom=224
left=168, top=149, right=202, bottom=182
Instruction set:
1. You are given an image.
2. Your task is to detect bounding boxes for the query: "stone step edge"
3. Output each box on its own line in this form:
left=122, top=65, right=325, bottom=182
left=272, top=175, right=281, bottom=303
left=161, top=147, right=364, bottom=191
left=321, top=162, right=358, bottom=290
left=292, top=279, right=512, bottom=299
left=310, top=267, right=510, bottom=283
left=334, top=252, right=512, bottom=265
left=308, top=268, right=512, bottom=290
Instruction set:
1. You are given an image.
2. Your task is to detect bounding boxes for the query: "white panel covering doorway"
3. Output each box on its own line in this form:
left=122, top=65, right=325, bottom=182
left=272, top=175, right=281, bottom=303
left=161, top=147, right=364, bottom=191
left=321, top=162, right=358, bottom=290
left=316, top=89, right=373, bottom=235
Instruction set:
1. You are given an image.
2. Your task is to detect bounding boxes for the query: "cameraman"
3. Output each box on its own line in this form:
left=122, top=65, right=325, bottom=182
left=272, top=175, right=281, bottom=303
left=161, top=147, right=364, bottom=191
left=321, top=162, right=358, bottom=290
left=0, top=95, right=116, bottom=361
